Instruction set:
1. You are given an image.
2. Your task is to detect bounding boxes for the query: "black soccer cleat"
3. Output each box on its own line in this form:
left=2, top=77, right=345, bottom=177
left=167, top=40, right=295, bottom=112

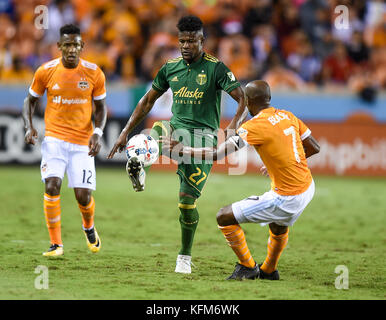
left=84, top=227, right=96, bottom=244
left=226, top=263, right=259, bottom=280
left=258, top=264, right=280, bottom=280
left=83, top=227, right=101, bottom=253
left=126, top=158, right=145, bottom=192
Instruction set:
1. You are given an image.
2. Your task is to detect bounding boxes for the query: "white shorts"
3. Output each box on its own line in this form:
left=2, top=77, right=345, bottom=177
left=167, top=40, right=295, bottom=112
left=40, top=136, right=96, bottom=190
left=232, top=180, right=315, bottom=226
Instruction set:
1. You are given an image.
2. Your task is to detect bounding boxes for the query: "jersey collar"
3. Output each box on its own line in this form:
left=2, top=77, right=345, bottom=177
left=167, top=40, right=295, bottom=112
left=255, top=106, right=275, bottom=118
left=60, top=56, right=81, bottom=70
left=183, top=52, right=204, bottom=68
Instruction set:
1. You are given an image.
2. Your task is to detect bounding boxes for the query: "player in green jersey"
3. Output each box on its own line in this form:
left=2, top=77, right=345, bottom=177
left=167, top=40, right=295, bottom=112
left=108, top=15, right=246, bottom=274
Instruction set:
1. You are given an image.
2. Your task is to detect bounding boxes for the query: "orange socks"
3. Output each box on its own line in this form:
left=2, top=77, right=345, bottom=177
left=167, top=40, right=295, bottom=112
left=78, top=196, right=95, bottom=230
left=43, top=193, right=62, bottom=245
left=219, top=224, right=289, bottom=273
left=44, top=194, right=95, bottom=245
left=218, top=224, right=256, bottom=269
left=261, top=229, right=289, bottom=274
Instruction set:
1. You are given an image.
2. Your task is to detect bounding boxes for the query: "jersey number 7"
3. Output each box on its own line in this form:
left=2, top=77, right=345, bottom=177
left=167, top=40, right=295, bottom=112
left=283, top=126, right=301, bottom=163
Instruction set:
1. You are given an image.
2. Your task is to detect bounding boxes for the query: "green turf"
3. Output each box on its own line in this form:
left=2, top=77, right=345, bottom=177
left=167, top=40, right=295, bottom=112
left=0, top=166, right=385, bottom=300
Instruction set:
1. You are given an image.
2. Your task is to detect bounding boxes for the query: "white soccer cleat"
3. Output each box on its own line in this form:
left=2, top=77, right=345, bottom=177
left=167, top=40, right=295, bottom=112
left=175, top=254, right=192, bottom=274
left=126, top=158, right=146, bottom=192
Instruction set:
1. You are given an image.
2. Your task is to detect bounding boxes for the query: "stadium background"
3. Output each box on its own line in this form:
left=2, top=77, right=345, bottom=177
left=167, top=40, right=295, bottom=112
left=0, top=0, right=385, bottom=176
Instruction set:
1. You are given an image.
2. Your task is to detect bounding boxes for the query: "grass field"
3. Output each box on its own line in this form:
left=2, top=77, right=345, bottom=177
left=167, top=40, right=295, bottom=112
left=0, top=166, right=385, bottom=301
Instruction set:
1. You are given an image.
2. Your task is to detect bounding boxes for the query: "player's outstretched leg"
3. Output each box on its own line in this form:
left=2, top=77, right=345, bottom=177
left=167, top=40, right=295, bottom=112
left=217, top=205, right=259, bottom=280
left=175, top=194, right=199, bottom=274
left=75, top=189, right=101, bottom=253
left=43, top=177, right=64, bottom=257
left=126, top=120, right=170, bottom=192
left=258, top=223, right=288, bottom=280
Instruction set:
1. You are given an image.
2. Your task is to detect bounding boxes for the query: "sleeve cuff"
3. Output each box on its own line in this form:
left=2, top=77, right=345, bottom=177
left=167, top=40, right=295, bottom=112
left=152, top=83, right=166, bottom=93
left=93, top=92, right=106, bottom=100
left=301, top=129, right=311, bottom=141
left=29, top=87, right=42, bottom=98
left=224, top=82, right=240, bottom=94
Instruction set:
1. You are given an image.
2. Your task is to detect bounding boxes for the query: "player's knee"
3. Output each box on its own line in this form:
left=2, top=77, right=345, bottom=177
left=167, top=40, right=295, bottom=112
left=216, top=205, right=234, bottom=226
left=216, top=209, right=225, bottom=226
left=45, top=177, right=61, bottom=196
left=75, top=189, right=92, bottom=206
left=269, top=223, right=288, bottom=235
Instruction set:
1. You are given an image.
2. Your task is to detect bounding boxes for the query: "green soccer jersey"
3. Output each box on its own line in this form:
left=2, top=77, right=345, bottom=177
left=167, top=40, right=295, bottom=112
left=152, top=52, right=240, bottom=131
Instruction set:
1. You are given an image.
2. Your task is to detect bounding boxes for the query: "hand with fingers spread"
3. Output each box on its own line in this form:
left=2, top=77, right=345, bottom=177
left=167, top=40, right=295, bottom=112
left=107, top=132, right=128, bottom=159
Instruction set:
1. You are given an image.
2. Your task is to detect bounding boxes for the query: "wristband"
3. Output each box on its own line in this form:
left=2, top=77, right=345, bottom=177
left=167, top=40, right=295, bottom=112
left=93, top=127, right=103, bottom=137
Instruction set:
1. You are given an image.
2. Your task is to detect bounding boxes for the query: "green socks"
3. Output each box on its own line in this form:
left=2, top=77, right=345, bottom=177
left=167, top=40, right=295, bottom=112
left=178, top=196, right=199, bottom=256
left=149, top=121, right=199, bottom=256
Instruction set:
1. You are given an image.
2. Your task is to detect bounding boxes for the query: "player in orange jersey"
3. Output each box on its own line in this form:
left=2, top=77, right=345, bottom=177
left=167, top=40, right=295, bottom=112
left=160, top=80, right=320, bottom=280
left=22, top=24, right=107, bottom=257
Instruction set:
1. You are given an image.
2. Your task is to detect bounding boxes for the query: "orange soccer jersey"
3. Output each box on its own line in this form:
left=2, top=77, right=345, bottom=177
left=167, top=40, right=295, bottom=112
left=237, top=107, right=312, bottom=196
left=29, top=58, right=106, bottom=145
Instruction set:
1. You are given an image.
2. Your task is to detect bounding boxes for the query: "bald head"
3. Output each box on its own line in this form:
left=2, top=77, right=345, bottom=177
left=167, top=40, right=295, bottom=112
left=245, top=80, right=271, bottom=103
left=245, top=80, right=271, bottom=116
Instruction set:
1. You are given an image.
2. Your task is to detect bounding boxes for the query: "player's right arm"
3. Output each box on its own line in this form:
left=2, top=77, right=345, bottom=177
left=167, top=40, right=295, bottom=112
left=22, top=93, right=40, bottom=145
left=107, top=87, right=163, bottom=158
left=23, top=66, right=46, bottom=145
left=108, top=63, right=169, bottom=159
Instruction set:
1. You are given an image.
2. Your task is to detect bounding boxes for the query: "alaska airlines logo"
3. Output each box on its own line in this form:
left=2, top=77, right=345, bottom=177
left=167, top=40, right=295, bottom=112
left=174, top=87, right=204, bottom=99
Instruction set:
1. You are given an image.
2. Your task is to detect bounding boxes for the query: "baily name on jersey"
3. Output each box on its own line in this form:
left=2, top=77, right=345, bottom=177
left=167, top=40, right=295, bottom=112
left=267, top=112, right=290, bottom=125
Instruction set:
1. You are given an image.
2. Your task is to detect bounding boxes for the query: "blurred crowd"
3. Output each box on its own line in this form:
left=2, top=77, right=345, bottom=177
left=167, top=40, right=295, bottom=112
left=0, top=0, right=385, bottom=99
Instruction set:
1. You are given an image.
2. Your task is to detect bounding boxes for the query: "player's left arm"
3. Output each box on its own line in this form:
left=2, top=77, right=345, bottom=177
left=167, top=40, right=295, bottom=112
left=302, top=134, right=320, bottom=158
left=225, top=86, right=248, bottom=137
left=159, top=134, right=245, bottom=161
left=88, top=68, right=108, bottom=157
left=297, top=117, right=320, bottom=158
left=88, top=98, right=107, bottom=157
left=214, top=62, right=247, bottom=137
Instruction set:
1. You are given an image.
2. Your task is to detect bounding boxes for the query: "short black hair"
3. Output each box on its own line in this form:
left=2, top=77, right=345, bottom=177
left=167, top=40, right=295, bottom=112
left=177, top=15, right=203, bottom=32
left=60, top=24, right=81, bottom=37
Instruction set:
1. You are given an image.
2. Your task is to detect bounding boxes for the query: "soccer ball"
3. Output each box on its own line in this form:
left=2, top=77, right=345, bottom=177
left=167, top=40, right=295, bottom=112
left=125, top=134, right=159, bottom=167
